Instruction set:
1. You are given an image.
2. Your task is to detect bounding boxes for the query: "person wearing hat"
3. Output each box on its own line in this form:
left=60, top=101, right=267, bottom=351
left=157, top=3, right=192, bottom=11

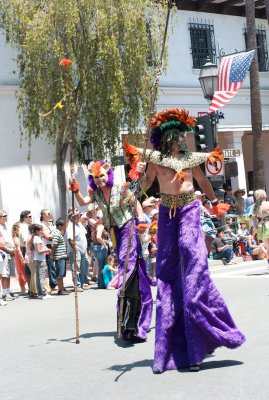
left=131, top=107, right=245, bottom=373
left=151, top=209, right=159, bottom=222
left=224, top=186, right=239, bottom=215
left=69, top=160, right=153, bottom=342
left=142, top=198, right=155, bottom=224
left=237, top=220, right=250, bottom=253
left=233, top=189, right=246, bottom=215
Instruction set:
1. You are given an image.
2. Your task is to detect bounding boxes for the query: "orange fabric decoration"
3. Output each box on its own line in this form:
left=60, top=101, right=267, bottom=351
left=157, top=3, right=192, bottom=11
left=128, top=165, right=140, bottom=181
left=150, top=108, right=196, bottom=130
left=211, top=203, right=231, bottom=217
left=135, top=223, right=148, bottom=231
left=122, top=140, right=141, bottom=165
left=208, top=148, right=223, bottom=165
left=59, top=58, right=73, bottom=67
left=171, top=171, right=185, bottom=183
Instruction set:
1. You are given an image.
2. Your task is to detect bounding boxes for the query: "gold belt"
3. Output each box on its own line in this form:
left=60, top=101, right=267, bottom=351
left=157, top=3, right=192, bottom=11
left=160, top=192, right=196, bottom=218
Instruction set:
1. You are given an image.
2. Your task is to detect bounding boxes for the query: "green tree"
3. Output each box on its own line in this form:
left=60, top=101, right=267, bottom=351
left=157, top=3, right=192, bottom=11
left=245, top=0, right=265, bottom=190
left=0, top=0, right=168, bottom=215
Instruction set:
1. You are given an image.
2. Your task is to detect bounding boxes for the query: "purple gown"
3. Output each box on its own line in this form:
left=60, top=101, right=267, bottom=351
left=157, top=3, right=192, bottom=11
left=114, top=219, right=153, bottom=340
left=153, top=199, right=245, bottom=373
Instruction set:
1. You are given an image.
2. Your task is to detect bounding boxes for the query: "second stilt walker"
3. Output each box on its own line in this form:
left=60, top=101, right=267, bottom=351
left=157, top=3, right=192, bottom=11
left=70, top=161, right=153, bottom=342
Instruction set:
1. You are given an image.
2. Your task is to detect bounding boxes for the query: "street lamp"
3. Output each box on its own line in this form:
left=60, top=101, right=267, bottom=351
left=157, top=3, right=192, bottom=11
left=198, top=57, right=218, bottom=100
left=198, top=58, right=219, bottom=148
left=80, top=137, right=93, bottom=166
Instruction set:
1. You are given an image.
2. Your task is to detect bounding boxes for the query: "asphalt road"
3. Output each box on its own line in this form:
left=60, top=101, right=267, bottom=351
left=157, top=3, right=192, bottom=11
left=1, top=260, right=269, bottom=400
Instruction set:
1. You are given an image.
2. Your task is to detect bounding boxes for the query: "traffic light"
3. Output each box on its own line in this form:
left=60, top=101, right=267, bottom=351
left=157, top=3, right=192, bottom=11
left=195, top=115, right=215, bottom=152
left=194, top=123, right=207, bottom=152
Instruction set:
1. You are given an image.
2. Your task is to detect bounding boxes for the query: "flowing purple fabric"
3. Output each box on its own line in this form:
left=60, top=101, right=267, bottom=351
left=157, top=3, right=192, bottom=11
left=114, top=219, right=153, bottom=339
left=153, top=200, right=246, bottom=373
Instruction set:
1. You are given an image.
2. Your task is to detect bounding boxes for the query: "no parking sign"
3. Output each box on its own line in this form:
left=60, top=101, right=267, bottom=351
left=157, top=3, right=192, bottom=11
left=205, top=159, right=224, bottom=178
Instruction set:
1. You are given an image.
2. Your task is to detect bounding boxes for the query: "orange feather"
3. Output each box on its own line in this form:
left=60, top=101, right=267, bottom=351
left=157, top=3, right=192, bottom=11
left=211, top=203, right=231, bottom=217
left=122, top=140, right=140, bottom=165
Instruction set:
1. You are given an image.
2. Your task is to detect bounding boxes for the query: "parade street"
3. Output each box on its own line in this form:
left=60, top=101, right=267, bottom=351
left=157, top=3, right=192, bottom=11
left=1, top=260, right=269, bottom=400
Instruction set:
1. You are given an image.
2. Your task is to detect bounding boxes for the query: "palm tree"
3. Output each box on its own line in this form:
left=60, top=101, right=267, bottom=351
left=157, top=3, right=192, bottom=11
left=265, top=0, right=269, bottom=24
left=245, top=0, right=265, bottom=190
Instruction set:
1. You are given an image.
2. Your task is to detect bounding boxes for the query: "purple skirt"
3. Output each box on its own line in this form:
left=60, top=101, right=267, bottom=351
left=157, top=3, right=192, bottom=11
left=153, top=200, right=245, bottom=373
left=114, top=219, right=153, bottom=339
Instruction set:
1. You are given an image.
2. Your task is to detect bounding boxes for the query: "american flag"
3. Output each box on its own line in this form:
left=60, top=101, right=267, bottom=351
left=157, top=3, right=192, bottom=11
left=208, top=50, right=255, bottom=113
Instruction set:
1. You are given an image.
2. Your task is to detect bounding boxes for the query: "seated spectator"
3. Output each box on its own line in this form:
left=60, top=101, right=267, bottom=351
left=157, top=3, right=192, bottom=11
left=223, top=220, right=240, bottom=256
left=225, top=216, right=236, bottom=233
left=103, top=255, right=118, bottom=288
left=247, top=227, right=268, bottom=260
left=237, top=221, right=250, bottom=253
left=201, top=199, right=216, bottom=256
left=211, top=228, right=236, bottom=265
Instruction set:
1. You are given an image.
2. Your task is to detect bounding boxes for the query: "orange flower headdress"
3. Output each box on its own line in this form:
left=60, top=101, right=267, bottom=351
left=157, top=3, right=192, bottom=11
left=150, top=108, right=196, bottom=150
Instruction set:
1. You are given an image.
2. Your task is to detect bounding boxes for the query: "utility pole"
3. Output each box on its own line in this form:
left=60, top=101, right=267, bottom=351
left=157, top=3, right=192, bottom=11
left=245, top=0, right=265, bottom=190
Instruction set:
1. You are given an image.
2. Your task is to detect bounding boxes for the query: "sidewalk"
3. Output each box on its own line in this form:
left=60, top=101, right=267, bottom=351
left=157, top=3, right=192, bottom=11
left=10, top=268, right=75, bottom=293
left=9, top=257, right=248, bottom=292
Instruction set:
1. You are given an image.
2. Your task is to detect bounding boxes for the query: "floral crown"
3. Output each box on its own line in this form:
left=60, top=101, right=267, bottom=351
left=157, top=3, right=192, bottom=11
left=150, top=108, right=196, bottom=150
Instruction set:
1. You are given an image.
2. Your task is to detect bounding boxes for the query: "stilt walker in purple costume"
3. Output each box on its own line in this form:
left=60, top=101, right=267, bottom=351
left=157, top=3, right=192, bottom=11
left=125, top=107, right=245, bottom=372
left=70, top=160, right=153, bottom=342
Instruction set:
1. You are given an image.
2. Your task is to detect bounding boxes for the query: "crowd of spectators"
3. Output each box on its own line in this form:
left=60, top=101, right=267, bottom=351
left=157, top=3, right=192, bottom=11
left=0, top=206, right=119, bottom=306
left=0, top=185, right=267, bottom=306
left=197, top=185, right=269, bottom=265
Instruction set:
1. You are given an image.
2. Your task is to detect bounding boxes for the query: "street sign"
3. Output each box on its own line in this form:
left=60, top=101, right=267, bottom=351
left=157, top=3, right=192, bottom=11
left=222, top=149, right=240, bottom=158
left=205, top=159, right=224, bottom=178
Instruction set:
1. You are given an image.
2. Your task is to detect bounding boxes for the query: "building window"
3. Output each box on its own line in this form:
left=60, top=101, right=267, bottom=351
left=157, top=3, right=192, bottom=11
left=188, top=21, right=216, bottom=69
left=244, top=27, right=269, bottom=72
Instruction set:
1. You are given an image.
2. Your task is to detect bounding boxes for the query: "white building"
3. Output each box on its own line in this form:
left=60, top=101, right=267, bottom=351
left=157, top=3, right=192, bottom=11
left=0, top=2, right=268, bottom=223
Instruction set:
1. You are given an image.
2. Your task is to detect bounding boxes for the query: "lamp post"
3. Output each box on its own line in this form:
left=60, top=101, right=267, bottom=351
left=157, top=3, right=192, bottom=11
left=80, top=137, right=93, bottom=166
left=198, top=58, right=219, bottom=147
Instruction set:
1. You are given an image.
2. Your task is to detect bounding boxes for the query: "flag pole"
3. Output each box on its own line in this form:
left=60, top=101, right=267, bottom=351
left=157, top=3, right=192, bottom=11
left=117, top=0, right=172, bottom=339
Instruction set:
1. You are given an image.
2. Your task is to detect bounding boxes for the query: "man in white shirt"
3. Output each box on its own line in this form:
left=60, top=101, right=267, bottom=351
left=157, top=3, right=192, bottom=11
left=66, top=210, right=88, bottom=291
left=0, top=211, right=19, bottom=301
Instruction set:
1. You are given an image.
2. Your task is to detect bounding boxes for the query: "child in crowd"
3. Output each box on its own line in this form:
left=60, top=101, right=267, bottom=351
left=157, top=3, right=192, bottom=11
left=148, top=221, right=158, bottom=280
left=31, top=224, right=53, bottom=299
left=51, top=218, right=70, bottom=295
left=11, top=222, right=27, bottom=294
left=103, top=255, right=118, bottom=289
left=25, top=224, right=38, bottom=298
